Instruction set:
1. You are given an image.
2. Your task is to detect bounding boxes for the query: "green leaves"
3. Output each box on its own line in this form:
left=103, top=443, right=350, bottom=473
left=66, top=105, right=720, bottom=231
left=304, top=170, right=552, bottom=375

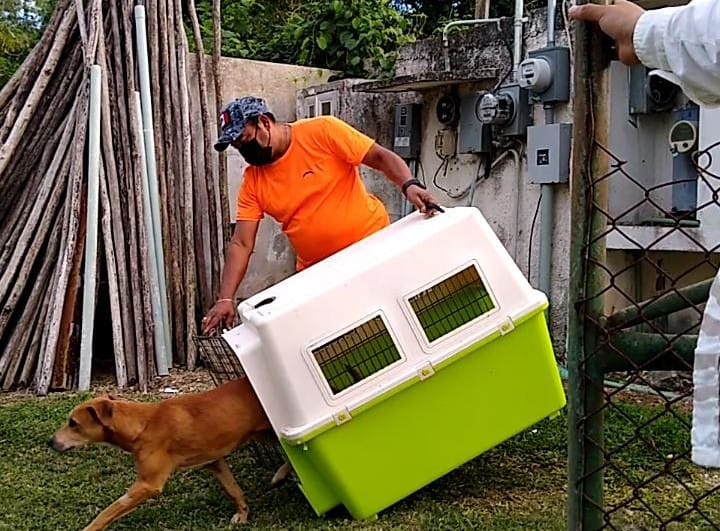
left=316, top=34, right=329, bottom=51
left=193, top=0, right=419, bottom=79
left=0, top=0, right=56, bottom=88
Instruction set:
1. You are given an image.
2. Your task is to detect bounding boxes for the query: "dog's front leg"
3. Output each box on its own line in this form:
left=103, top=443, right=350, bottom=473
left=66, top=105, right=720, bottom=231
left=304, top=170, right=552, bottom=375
left=82, top=479, right=165, bottom=531
left=206, top=459, right=249, bottom=524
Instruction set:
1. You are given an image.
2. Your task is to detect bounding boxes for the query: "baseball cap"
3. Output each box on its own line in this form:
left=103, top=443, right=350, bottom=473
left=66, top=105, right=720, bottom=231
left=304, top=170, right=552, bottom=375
left=214, top=96, right=272, bottom=152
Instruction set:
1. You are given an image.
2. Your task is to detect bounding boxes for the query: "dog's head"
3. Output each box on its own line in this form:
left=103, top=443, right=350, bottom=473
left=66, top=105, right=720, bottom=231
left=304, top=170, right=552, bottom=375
left=48, top=395, right=117, bottom=452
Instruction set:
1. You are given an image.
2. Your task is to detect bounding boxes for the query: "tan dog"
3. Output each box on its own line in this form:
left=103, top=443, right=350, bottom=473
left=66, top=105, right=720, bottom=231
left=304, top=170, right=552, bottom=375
left=49, top=378, right=280, bottom=531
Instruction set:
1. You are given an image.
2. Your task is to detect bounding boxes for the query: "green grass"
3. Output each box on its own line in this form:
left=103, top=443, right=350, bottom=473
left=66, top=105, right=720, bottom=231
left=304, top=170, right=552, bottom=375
left=1, top=392, right=719, bottom=530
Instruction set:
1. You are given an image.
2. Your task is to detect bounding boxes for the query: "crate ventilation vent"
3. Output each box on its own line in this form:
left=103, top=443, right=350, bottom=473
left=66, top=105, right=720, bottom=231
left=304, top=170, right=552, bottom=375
left=409, top=265, right=496, bottom=343
left=312, top=315, right=401, bottom=395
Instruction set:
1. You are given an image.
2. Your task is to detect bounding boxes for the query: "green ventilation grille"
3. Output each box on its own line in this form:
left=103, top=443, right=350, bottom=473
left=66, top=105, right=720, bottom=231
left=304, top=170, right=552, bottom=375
left=409, top=265, right=496, bottom=343
left=312, top=316, right=401, bottom=395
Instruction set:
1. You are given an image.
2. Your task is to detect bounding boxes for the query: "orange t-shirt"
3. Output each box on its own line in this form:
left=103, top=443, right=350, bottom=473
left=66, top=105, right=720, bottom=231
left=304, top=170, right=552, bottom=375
left=235, top=116, right=390, bottom=270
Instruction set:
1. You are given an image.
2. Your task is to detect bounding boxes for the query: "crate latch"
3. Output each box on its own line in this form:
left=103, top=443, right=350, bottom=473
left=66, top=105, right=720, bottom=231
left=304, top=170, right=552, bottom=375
left=499, top=316, right=515, bottom=336
left=332, top=407, right=352, bottom=426
left=417, top=362, right=435, bottom=380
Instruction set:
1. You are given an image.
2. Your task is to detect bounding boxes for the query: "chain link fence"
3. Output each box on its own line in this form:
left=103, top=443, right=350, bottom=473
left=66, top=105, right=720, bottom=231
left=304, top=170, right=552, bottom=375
left=567, top=18, right=720, bottom=530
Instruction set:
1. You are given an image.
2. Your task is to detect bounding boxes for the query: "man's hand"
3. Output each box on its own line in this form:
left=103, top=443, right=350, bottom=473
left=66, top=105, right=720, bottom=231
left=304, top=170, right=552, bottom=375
left=569, top=0, right=645, bottom=66
left=405, top=185, right=441, bottom=216
left=202, top=300, right=236, bottom=335
left=362, top=144, right=442, bottom=216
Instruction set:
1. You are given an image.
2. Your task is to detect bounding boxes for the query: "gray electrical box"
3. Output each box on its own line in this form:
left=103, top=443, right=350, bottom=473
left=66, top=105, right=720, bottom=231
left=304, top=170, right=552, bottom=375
left=628, top=65, right=679, bottom=115
left=525, top=46, right=571, bottom=104
left=393, top=103, right=422, bottom=159
left=527, top=123, right=572, bottom=184
left=458, top=92, right=491, bottom=154
left=496, top=84, right=532, bottom=137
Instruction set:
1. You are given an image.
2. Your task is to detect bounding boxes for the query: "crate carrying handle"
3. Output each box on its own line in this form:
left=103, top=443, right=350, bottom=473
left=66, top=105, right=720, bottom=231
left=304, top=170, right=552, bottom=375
left=254, top=296, right=276, bottom=309
left=424, top=200, right=445, bottom=213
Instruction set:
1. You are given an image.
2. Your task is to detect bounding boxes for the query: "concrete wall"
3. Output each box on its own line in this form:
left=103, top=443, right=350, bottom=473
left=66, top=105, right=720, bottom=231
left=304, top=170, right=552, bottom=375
left=188, top=56, right=334, bottom=299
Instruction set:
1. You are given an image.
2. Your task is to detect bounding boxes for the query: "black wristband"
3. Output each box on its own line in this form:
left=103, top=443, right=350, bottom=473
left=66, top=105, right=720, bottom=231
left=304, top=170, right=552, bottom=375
left=401, top=178, right=426, bottom=197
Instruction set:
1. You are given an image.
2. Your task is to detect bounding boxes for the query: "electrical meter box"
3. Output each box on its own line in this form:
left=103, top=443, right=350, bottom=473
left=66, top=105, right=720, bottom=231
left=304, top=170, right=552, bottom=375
left=524, top=46, right=571, bottom=104
left=223, top=207, right=566, bottom=520
left=496, top=84, right=532, bottom=137
left=393, top=103, right=422, bottom=159
left=628, top=65, right=679, bottom=115
left=459, top=92, right=491, bottom=154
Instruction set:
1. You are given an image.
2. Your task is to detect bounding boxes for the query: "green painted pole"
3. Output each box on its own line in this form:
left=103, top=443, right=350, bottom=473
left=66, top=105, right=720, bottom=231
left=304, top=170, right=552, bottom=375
left=567, top=4, right=608, bottom=528
left=601, top=332, right=697, bottom=372
left=606, top=277, right=712, bottom=330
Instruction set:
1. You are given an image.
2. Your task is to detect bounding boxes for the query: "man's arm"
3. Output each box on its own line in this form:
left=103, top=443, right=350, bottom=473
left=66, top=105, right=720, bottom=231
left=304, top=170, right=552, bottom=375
left=570, top=0, right=720, bottom=106
left=362, top=143, right=440, bottom=215
left=201, top=220, right=259, bottom=334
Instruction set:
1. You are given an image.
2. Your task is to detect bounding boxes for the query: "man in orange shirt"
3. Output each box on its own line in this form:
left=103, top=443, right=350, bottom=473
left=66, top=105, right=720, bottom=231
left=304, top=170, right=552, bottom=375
left=202, top=96, right=438, bottom=334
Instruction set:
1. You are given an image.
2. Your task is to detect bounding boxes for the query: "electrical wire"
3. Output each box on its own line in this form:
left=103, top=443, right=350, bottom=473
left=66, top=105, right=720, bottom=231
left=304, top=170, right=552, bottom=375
left=432, top=158, right=452, bottom=195
left=493, top=18, right=517, bottom=92
left=467, top=153, right=489, bottom=206
left=417, top=158, right=427, bottom=186
left=445, top=148, right=513, bottom=201
left=527, top=191, right=543, bottom=281
left=562, top=0, right=575, bottom=58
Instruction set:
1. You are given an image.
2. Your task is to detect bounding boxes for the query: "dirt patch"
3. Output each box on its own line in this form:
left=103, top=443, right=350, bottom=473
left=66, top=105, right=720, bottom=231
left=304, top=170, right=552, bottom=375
left=93, top=368, right=216, bottom=397
left=0, top=368, right=217, bottom=403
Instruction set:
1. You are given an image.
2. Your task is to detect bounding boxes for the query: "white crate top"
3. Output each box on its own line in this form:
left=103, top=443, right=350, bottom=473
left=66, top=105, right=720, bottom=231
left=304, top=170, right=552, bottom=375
left=224, top=207, right=547, bottom=442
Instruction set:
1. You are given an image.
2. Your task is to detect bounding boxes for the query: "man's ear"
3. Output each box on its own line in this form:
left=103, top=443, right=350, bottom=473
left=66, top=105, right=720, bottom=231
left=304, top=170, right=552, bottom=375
left=86, top=399, right=113, bottom=427
left=258, top=114, right=272, bottom=130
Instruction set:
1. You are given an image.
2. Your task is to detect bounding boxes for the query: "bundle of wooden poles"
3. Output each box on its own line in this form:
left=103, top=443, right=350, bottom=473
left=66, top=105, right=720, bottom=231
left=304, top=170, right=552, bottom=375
left=0, top=0, right=228, bottom=394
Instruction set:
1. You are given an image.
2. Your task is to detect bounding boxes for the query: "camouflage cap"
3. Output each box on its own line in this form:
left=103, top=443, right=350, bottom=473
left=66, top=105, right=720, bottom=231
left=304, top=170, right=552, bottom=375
left=214, top=96, right=272, bottom=152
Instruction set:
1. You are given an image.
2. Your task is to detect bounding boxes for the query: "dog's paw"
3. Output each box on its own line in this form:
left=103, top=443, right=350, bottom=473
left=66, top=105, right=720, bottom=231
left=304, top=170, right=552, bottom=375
left=231, top=508, right=249, bottom=525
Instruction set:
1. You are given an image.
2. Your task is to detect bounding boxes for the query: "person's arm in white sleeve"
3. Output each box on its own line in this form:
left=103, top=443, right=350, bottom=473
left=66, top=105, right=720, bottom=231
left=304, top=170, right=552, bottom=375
left=570, top=0, right=720, bottom=107
left=634, top=0, right=720, bottom=106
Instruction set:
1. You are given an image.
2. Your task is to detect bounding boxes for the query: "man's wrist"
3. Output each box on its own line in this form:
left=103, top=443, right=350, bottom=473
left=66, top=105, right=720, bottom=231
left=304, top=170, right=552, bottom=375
left=401, top=178, right=426, bottom=197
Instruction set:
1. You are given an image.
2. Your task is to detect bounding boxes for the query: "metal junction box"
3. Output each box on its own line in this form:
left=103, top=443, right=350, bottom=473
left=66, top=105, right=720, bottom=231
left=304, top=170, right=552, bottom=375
left=527, top=123, right=572, bottom=184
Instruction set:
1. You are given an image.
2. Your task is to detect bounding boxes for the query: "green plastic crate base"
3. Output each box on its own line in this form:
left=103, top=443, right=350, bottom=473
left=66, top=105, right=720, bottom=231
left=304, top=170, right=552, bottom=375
left=279, top=309, right=565, bottom=519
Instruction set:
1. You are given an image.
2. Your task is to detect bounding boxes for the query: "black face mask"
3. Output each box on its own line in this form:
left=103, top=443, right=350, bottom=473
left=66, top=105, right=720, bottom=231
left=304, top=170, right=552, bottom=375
left=238, top=125, right=273, bottom=166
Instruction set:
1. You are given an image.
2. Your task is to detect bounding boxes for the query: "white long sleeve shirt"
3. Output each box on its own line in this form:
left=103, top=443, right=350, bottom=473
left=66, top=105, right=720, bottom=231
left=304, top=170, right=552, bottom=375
left=633, top=0, right=720, bottom=106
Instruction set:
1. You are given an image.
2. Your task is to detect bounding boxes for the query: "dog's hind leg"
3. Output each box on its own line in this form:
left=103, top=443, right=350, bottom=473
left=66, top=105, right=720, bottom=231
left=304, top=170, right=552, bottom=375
left=206, top=458, right=249, bottom=524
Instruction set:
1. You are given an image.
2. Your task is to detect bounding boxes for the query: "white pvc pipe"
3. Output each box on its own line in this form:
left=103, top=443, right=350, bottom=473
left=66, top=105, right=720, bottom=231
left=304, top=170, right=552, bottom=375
left=134, top=91, right=169, bottom=376
left=135, top=5, right=172, bottom=371
left=547, top=0, right=556, bottom=47
left=78, top=65, right=103, bottom=391
left=513, top=0, right=525, bottom=78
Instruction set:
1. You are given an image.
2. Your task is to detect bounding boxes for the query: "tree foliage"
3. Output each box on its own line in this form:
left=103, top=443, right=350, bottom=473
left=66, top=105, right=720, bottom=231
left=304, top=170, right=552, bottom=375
left=2, top=0, right=542, bottom=88
left=0, top=0, right=55, bottom=87
left=195, top=0, right=420, bottom=78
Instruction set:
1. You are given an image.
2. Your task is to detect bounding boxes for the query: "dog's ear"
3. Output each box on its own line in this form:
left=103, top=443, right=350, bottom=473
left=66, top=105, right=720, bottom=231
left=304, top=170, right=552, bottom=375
left=86, top=399, right=113, bottom=427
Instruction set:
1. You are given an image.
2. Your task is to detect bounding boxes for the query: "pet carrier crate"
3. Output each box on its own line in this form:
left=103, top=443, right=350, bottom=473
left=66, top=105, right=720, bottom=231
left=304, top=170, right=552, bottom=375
left=223, top=206, right=566, bottom=520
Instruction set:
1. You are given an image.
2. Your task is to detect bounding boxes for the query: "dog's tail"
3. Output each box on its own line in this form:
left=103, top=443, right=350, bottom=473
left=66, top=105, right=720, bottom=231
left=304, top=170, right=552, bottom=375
left=270, top=462, right=291, bottom=487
